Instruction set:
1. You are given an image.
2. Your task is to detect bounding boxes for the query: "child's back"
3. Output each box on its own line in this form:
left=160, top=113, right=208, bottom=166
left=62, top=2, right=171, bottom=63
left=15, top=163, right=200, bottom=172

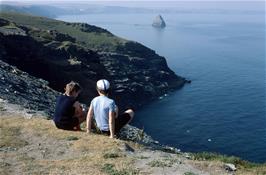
left=90, top=95, right=116, bottom=131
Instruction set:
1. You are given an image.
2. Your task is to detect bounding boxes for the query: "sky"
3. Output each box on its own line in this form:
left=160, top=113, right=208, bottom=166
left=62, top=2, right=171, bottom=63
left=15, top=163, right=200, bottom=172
left=1, top=0, right=264, bottom=12
left=1, top=0, right=264, bottom=3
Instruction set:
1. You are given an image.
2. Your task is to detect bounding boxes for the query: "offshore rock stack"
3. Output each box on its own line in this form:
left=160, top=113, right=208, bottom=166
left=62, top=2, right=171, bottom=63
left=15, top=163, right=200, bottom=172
left=152, top=15, right=166, bottom=28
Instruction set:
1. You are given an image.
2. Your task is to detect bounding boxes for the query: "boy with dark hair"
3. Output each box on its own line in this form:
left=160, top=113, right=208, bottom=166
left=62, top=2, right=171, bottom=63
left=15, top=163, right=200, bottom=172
left=53, top=81, right=85, bottom=131
left=86, top=79, right=134, bottom=138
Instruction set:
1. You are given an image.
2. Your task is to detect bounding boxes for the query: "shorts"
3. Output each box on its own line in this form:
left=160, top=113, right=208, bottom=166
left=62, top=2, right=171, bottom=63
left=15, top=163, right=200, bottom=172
left=100, top=113, right=131, bottom=134
left=54, top=117, right=79, bottom=130
left=115, top=113, right=131, bottom=133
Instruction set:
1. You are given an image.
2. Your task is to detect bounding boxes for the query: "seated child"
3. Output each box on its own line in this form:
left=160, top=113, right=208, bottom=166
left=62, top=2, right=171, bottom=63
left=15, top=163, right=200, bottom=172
left=86, top=79, right=134, bottom=138
left=53, top=81, right=85, bottom=131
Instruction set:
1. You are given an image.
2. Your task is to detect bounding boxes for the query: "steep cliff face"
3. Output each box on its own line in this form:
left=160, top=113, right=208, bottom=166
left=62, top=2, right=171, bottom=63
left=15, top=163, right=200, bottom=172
left=0, top=13, right=186, bottom=110
left=0, top=60, right=59, bottom=116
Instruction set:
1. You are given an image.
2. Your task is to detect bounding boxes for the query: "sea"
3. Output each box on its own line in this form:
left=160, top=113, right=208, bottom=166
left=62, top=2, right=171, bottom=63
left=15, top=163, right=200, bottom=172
left=56, top=1, right=266, bottom=163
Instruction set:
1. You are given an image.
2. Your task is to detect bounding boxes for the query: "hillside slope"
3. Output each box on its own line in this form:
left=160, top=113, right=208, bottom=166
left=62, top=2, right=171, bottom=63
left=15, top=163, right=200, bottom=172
left=1, top=105, right=265, bottom=175
left=0, top=12, right=187, bottom=110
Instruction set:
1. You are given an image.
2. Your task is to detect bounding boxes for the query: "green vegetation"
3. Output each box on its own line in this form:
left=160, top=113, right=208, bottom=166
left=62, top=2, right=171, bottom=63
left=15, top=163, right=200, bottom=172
left=103, top=152, right=121, bottom=159
left=184, top=172, right=197, bottom=175
left=65, top=136, right=79, bottom=141
left=147, top=157, right=179, bottom=168
left=101, top=163, right=139, bottom=175
left=192, top=152, right=258, bottom=168
left=192, top=152, right=266, bottom=174
left=136, top=155, right=149, bottom=159
left=0, top=12, right=127, bottom=51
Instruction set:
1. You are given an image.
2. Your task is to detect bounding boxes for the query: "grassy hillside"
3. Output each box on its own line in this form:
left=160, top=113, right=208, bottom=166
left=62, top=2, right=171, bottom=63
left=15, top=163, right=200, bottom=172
left=0, top=12, right=126, bottom=51
left=1, top=113, right=266, bottom=175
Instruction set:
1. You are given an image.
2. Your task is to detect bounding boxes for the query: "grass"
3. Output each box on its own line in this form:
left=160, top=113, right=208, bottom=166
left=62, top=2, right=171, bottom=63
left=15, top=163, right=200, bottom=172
left=192, top=152, right=258, bottom=168
left=147, top=159, right=173, bottom=167
left=0, top=125, right=28, bottom=148
left=101, top=163, right=139, bottom=175
left=184, top=172, right=197, bottom=175
left=65, top=136, right=79, bottom=141
left=1, top=115, right=266, bottom=175
left=191, top=152, right=266, bottom=175
left=147, top=157, right=180, bottom=168
left=0, top=12, right=127, bottom=51
left=0, top=115, right=137, bottom=175
left=103, top=152, right=121, bottom=159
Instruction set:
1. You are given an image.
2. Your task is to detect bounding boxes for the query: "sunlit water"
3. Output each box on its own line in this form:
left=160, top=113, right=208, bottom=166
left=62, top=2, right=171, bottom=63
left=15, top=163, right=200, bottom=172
left=57, top=3, right=266, bottom=162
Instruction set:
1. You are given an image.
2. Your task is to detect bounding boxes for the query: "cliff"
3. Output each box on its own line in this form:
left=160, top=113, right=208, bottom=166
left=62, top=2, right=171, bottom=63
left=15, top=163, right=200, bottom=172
left=0, top=12, right=186, bottom=111
left=0, top=11, right=265, bottom=175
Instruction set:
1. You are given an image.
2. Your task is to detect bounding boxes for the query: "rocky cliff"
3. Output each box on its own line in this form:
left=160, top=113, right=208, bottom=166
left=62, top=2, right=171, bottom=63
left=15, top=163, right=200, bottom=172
left=0, top=12, right=187, bottom=112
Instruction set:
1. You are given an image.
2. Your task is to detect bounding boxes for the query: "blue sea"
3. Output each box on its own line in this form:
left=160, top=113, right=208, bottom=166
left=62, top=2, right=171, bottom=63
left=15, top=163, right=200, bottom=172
left=57, top=2, right=266, bottom=163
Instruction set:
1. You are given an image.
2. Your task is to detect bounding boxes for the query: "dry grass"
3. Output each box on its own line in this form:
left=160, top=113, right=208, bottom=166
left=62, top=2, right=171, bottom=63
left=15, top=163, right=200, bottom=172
left=191, top=152, right=266, bottom=175
left=1, top=115, right=266, bottom=175
left=0, top=115, right=138, bottom=175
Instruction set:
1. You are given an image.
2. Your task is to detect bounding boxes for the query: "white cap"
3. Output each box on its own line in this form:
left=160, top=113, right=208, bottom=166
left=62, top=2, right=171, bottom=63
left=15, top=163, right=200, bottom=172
left=96, top=79, right=110, bottom=91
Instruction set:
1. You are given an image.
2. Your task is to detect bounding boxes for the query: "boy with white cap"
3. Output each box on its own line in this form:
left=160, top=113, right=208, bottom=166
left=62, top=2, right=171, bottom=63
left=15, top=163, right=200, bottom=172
left=86, top=79, right=134, bottom=138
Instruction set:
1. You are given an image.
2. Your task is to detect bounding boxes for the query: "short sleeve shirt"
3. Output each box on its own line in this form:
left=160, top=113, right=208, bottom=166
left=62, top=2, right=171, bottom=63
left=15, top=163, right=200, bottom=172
left=90, top=96, right=116, bottom=131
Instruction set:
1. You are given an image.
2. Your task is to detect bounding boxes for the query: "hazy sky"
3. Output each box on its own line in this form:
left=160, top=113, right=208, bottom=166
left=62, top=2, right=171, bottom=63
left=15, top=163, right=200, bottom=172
left=1, top=0, right=264, bottom=11
left=2, top=0, right=264, bottom=3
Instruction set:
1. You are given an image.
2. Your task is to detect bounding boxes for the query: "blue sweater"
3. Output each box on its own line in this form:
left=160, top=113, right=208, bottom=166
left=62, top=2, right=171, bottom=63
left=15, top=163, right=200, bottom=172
left=53, top=95, right=76, bottom=125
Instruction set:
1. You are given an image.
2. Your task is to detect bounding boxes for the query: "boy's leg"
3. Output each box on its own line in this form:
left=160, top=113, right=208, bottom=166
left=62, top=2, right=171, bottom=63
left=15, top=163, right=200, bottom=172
left=73, top=105, right=86, bottom=129
left=73, top=107, right=86, bottom=131
left=74, top=105, right=86, bottom=122
left=124, top=109, right=134, bottom=123
left=71, top=117, right=81, bottom=131
left=115, top=109, right=134, bottom=134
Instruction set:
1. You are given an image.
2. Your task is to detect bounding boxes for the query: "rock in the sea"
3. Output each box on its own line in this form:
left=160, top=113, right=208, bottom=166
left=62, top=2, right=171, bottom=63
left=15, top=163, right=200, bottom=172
left=152, top=15, right=166, bottom=28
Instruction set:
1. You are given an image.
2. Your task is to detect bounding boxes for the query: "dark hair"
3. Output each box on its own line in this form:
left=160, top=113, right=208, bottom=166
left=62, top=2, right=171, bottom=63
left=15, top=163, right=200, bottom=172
left=65, top=81, right=82, bottom=96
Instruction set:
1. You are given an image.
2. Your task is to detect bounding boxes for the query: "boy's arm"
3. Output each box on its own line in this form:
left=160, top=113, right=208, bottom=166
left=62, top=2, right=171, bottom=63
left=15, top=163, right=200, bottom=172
left=86, top=104, right=93, bottom=133
left=109, top=111, right=115, bottom=138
